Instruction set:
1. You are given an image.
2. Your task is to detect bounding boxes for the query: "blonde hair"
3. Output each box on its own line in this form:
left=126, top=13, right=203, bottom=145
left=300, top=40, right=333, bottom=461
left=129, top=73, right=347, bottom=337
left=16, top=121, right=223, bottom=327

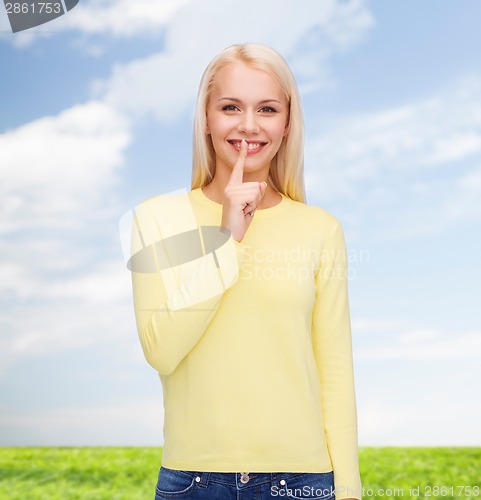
left=191, top=43, right=306, bottom=203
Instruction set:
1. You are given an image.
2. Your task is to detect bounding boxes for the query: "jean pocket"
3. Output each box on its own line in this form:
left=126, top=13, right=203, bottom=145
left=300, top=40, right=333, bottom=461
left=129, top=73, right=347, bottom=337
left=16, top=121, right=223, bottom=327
left=155, top=467, right=198, bottom=498
left=279, top=471, right=335, bottom=500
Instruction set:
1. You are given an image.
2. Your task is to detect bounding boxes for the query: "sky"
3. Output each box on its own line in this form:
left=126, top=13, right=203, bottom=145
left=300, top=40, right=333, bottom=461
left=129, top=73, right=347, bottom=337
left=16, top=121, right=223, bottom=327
left=1, top=0, right=480, bottom=447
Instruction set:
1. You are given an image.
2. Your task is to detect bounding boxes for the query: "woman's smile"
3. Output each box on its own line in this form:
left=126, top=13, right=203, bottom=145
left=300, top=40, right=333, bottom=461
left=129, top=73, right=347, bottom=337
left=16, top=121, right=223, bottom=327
left=227, top=139, right=268, bottom=154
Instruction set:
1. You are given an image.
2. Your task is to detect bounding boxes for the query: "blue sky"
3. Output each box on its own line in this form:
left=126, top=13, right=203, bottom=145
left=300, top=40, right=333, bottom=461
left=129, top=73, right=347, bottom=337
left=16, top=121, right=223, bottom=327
left=1, top=0, right=480, bottom=447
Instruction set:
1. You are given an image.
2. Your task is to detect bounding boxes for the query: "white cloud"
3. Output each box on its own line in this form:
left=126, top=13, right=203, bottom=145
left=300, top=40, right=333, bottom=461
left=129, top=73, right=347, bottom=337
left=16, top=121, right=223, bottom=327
left=358, top=397, right=481, bottom=446
left=3, top=0, right=373, bottom=60
left=62, top=0, right=194, bottom=37
left=357, top=324, right=481, bottom=445
left=352, top=319, right=481, bottom=361
left=0, top=282, right=136, bottom=374
left=396, top=328, right=441, bottom=344
left=352, top=318, right=406, bottom=333
left=322, top=0, right=375, bottom=50
left=0, top=256, right=130, bottom=304
left=443, top=165, right=481, bottom=221
left=357, top=330, right=481, bottom=361
left=358, top=399, right=413, bottom=445
left=307, top=83, right=481, bottom=196
left=0, top=100, right=134, bottom=375
left=0, top=400, right=164, bottom=445
left=3, top=0, right=195, bottom=48
left=306, top=75, right=481, bottom=234
left=0, top=100, right=131, bottom=232
left=423, top=131, right=481, bottom=165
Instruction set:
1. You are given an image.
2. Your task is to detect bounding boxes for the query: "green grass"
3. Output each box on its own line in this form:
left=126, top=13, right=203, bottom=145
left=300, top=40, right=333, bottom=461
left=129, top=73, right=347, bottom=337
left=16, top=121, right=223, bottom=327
left=0, top=447, right=162, bottom=500
left=359, top=447, right=481, bottom=499
left=0, top=447, right=480, bottom=499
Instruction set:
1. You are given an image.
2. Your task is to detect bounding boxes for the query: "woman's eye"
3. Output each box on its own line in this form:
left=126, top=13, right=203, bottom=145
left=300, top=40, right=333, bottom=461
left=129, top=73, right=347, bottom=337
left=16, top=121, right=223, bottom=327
left=260, top=106, right=277, bottom=113
left=222, top=105, right=238, bottom=111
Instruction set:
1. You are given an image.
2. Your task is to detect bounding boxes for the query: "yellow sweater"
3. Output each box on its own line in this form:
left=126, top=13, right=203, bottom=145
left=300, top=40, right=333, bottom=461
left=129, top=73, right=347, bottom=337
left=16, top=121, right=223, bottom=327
left=128, top=187, right=362, bottom=499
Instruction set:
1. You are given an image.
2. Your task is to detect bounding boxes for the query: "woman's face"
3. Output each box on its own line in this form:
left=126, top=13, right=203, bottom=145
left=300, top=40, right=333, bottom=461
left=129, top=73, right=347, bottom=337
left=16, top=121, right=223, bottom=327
left=206, top=62, right=289, bottom=179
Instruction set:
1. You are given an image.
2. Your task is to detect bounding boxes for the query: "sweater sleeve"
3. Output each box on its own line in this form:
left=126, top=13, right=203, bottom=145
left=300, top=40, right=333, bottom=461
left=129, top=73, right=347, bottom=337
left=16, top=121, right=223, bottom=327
left=311, top=220, right=362, bottom=500
left=127, top=193, right=242, bottom=376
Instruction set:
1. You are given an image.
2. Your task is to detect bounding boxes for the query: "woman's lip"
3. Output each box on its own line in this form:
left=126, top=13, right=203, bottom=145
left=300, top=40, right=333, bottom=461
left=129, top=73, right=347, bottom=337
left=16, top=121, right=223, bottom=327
left=228, top=141, right=267, bottom=155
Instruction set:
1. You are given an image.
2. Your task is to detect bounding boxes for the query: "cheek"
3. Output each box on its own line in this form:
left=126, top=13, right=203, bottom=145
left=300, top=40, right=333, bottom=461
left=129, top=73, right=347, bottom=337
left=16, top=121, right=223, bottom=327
left=271, top=121, right=288, bottom=141
left=207, top=117, right=228, bottom=139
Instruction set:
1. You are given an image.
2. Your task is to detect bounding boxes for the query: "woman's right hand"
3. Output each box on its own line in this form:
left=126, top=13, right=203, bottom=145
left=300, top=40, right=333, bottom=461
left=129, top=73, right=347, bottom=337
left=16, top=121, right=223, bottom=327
left=221, top=140, right=268, bottom=242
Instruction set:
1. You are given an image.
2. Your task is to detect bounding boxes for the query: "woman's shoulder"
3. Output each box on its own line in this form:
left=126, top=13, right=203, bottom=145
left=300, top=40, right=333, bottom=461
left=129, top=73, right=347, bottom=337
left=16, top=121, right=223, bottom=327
left=285, top=196, right=342, bottom=231
left=130, top=189, right=195, bottom=230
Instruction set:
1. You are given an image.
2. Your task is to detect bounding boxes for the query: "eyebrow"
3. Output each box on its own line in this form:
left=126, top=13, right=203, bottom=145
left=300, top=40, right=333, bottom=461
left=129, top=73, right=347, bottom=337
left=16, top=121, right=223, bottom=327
left=218, top=97, right=282, bottom=104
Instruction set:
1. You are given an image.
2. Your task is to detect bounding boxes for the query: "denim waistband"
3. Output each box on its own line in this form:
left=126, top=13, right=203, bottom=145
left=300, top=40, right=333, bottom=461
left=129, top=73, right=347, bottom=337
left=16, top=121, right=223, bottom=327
left=180, top=470, right=319, bottom=489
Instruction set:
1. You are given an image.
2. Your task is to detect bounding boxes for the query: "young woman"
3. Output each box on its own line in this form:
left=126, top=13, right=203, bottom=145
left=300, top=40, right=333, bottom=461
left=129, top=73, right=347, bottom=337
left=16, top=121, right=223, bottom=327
left=129, top=43, right=362, bottom=500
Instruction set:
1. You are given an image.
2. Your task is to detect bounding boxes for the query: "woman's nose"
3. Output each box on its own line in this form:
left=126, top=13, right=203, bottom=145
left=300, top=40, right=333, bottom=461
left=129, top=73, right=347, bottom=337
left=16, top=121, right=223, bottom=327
left=237, top=110, right=260, bottom=135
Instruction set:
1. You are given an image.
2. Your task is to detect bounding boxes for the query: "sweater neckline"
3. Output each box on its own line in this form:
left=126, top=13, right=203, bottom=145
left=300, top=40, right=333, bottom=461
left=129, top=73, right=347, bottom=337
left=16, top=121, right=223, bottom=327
left=190, top=187, right=290, bottom=218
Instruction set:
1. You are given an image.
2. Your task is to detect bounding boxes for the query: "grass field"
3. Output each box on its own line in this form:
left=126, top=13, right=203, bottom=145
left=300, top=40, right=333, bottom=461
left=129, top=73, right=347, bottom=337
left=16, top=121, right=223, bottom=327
left=0, top=447, right=480, bottom=499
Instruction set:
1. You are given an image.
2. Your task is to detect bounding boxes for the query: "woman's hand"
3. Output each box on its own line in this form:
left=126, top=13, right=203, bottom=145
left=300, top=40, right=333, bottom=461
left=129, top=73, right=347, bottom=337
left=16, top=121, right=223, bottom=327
left=221, top=139, right=267, bottom=242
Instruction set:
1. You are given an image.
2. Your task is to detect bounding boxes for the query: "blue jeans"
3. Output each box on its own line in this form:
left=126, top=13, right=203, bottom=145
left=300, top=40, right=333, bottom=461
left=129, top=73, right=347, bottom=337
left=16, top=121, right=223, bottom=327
left=154, top=467, right=336, bottom=500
